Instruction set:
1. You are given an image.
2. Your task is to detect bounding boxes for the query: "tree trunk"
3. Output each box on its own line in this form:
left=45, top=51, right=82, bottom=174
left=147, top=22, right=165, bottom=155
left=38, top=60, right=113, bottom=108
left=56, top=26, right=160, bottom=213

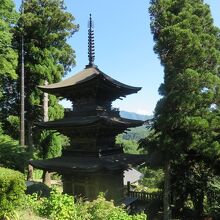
left=42, top=80, right=51, bottom=185
left=192, top=192, right=204, bottom=220
left=27, top=163, right=33, bottom=181
left=163, top=159, right=171, bottom=220
left=27, top=121, right=34, bottom=181
left=27, top=121, right=34, bottom=151
left=42, top=171, right=51, bottom=186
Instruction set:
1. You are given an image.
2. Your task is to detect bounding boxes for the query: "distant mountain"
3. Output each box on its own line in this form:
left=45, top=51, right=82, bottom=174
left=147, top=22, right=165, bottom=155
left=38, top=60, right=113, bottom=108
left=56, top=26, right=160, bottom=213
left=120, top=110, right=153, bottom=121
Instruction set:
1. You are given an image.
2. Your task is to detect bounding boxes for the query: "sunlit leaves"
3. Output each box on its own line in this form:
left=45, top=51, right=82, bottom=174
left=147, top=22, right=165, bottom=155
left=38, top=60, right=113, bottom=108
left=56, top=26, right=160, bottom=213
left=14, top=0, right=78, bottom=121
left=149, top=0, right=220, bottom=157
left=0, top=0, right=18, bottom=79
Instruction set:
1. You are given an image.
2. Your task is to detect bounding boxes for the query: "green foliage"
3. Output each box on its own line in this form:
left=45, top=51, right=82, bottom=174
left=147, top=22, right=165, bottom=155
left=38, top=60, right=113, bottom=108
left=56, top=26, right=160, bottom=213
left=0, top=0, right=79, bottom=148
left=0, top=0, right=18, bottom=80
left=0, top=0, right=18, bottom=135
left=0, top=167, right=26, bottom=219
left=139, top=131, right=165, bottom=168
left=149, top=0, right=220, bottom=157
left=21, top=193, right=41, bottom=215
left=205, top=176, right=220, bottom=218
left=38, top=189, right=78, bottom=220
left=48, top=95, right=64, bottom=120
left=116, top=134, right=140, bottom=154
left=0, top=134, right=30, bottom=172
left=17, top=0, right=78, bottom=80
left=14, top=0, right=78, bottom=119
left=139, top=167, right=164, bottom=189
left=116, top=126, right=149, bottom=154
left=24, top=190, right=147, bottom=220
left=117, top=128, right=164, bottom=193
left=85, top=194, right=146, bottom=220
left=5, top=115, right=20, bottom=139
left=38, top=130, right=62, bottom=159
left=145, top=0, right=220, bottom=217
left=170, top=157, right=215, bottom=216
left=120, top=126, right=150, bottom=141
left=32, top=169, right=43, bottom=180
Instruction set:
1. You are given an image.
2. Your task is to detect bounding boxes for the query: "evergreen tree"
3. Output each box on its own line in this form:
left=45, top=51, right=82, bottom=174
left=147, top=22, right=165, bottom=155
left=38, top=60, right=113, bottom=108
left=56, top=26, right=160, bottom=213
left=0, top=0, right=78, bottom=181
left=145, top=0, right=220, bottom=219
left=1, top=0, right=78, bottom=147
left=0, top=0, right=18, bottom=130
left=0, top=0, right=18, bottom=79
left=15, top=0, right=78, bottom=149
left=19, top=0, right=77, bottom=181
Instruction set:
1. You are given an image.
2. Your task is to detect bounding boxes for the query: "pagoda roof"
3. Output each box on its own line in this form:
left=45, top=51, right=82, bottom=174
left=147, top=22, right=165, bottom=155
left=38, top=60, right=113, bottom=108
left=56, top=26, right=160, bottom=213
left=38, top=67, right=141, bottom=98
left=35, top=115, right=143, bottom=129
left=29, top=153, right=147, bottom=174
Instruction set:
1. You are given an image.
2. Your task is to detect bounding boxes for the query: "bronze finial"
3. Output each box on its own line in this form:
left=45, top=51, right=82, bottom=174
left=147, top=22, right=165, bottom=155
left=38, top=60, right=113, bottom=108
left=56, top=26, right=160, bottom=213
left=86, top=14, right=96, bottom=68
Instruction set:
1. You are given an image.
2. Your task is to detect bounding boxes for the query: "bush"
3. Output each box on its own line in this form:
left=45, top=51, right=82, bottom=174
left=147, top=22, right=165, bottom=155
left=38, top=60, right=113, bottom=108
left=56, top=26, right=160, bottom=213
left=85, top=194, right=147, bottom=220
left=0, top=167, right=26, bottom=219
left=28, top=189, right=147, bottom=220
left=0, top=134, right=30, bottom=172
left=38, top=189, right=78, bottom=220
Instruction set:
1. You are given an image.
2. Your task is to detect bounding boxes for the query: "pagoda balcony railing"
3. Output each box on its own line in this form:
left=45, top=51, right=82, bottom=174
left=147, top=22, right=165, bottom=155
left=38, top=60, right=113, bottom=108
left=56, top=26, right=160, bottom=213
left=127, top=190, right=162, bottom=202
left=64, top=106, right=120, bottom=117
left=127, top=181, right=162, bottom=202
left=62, top=146, right=124, bottom=157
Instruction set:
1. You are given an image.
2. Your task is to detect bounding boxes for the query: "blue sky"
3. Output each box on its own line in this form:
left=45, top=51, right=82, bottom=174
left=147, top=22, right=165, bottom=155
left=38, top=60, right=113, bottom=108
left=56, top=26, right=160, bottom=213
left=14, top=0, right=220, bottom=115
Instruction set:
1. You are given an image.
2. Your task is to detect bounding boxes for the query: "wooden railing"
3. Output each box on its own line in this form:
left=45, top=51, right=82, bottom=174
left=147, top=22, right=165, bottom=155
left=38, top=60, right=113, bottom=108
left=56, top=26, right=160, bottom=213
left=127, top=181, right=162, bottom=202
left=128, top=190, right=162, bottom=202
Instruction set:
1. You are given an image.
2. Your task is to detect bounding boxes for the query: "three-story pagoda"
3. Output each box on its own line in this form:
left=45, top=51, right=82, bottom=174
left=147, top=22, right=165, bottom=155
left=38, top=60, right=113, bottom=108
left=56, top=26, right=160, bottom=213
left=30, top=15, right=146, bottom=202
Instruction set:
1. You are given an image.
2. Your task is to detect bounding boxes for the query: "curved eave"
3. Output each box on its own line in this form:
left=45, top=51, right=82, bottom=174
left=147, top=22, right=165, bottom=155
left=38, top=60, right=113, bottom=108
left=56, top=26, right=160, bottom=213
left=38, top=67, right=99, bottom=92
left=29, top=153, right=147, bottom=174
left=37, top=67, right=141, bottom=97
left=100, top=72, right=141, bottom=93
left=35, top=116, right=143, bottom=129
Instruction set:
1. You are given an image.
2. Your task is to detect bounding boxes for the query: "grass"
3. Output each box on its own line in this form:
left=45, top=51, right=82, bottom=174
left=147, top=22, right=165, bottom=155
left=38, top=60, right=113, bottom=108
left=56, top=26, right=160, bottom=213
left=17, top=210, right=48, bottom=220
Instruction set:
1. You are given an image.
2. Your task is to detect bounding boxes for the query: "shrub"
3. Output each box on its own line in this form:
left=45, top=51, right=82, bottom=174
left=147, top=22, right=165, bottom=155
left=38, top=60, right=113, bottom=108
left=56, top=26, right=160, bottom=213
left=0, top=167, right=26, bottom=219
left=29, top=189, right=147, bottom=220
left=21, top=193, right=42, bottom=215
left=0, top=134, right=30, bottom=172
left=85, top=194, right=147, bottom=220
left=38, top=189, right=78, bottom=220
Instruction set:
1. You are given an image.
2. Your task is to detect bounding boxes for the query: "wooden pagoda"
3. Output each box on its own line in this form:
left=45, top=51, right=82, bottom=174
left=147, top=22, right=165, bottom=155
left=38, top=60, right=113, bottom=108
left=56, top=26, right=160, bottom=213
left=30, top=15, right=146, bottom=202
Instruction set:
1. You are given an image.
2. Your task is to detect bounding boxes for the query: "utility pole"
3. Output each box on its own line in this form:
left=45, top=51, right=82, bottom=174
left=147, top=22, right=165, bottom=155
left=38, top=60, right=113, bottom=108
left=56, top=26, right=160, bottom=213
left=20, top=0, right=25, bottom=146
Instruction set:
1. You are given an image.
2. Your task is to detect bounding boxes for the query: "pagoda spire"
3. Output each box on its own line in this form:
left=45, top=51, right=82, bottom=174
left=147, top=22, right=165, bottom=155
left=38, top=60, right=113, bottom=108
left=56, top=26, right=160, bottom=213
left=86, top=14, right=96, bottom=68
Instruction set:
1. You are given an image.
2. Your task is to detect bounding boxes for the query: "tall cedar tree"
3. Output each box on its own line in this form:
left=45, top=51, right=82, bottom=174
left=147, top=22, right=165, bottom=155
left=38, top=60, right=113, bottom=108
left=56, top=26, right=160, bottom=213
left=144, top=0, right=220, bottom=219
left=0, top=0, right=78, bottom=182
left=0, top=0, right=18, bottom=129
left=12, top=0, right=78, bottom=150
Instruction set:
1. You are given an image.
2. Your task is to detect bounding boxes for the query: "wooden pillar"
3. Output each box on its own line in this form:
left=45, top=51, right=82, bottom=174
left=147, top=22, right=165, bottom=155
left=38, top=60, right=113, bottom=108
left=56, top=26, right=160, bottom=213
left=127, top=181, right=131, bottom=196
